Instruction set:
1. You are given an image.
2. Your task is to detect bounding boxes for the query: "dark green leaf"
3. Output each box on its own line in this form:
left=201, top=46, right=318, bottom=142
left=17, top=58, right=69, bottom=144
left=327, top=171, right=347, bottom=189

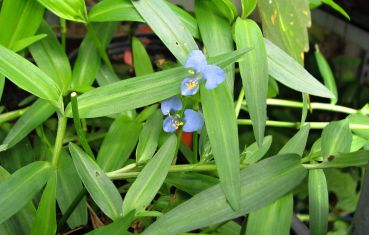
left=97, top=118, right=142, bottom=171
left=0, top=161, right=52, bottom=224
left=235, top=18, right=268, bottom=146
left=309, top=169, right=329, bottom=235
left=69, top=143, right=123, bottom=220
left=142, top=154, right=307, bottom=235
left=122, top=135, right=177, bottom=215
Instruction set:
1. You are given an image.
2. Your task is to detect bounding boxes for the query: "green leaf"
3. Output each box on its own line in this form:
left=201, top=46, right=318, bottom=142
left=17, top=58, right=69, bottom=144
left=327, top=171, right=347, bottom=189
left=132, top=0, right=198, bottom=64
left=88, top=0, right=144, bottom=22
left=69, top=143, right=123, bottom=220
left=279, top=124, right=310, bottom=155
left=312, top=150, right=369, bottom=168
left=245, top=193, right=293, bottom=235
left=217, top=221, right=241, bottom=235
left=348, top=114, right=369, bottom=139
left=321, top=0, right=350, bottom=20
left=235, top=18, right=268, bottom=146
left=141, top=154, right=307, bottom=235
left=37, top=0, right=87, bottom=23
left=71, top=22, right=118, bottom=90
left=122, top=135, right=177, bottom=215
left=66, top=49, right=248, bottom=118
left=309, top=169, right=329, bottom=235
left=266, top=39, right=334, bottom=98
left=0, top=44, right=62, bottom=108
left=57, top=151, right=87, bottom=228
left=29, top=21, right=72, bottom=94
left=321, top=119, right=352, bottom=160
left=200, top=84, right=240, bottom=210
left=195, top=0, right=235, bottom=92
left=258, top=0, right=311, bottom=62
left=351, top=135, right=367, bottom=152
left=1, top=99, right=55, bottom=151
left=86, top=211, right=135, bottom=235
left=315, top=48, right=338, bottom=104
left=11, top=34, right=47, bottom=52
left=241, top=0, right=257, bottom=18
left=168, top=2, right=200, bottom=40
left=244, top=124, right=310, bottom=234
left=97, top=118, right=142, bottom=172
left=132, top=36, right=154, bottom=76
left=136, top=110, right=162, bottom=163
left=0, top=166, right=36, bottom=235
left=30, top=172, right=57, bottom=235
left=241, top=135, right=272, bottom=164
left=0, top=139, right=35, bottom=173
left=0, top=0, right=45, bottom=48
left=0, top=161, right=52, bottom=224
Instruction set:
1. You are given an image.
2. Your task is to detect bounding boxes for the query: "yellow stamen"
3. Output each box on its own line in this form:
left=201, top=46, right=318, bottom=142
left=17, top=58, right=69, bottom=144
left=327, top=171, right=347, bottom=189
left=185, top=79, right=198, bottom=90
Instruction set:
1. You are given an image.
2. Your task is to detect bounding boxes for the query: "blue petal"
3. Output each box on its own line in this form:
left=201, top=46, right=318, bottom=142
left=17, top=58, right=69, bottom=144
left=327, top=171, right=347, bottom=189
left=202, top=65, right=225, bottom=90
left=183, top=109, right=204, bottom=132
left=184, top=50, right=207, bottom=72
left=161, top=96, right=182, bottom=115
left=163, top=116, right=178, bottom=133
left=181, top=78, right=200, bottom=96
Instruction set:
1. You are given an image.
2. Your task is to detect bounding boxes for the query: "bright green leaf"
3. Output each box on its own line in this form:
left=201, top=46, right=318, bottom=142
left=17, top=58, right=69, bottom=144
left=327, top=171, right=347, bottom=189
left=132, top=36, right=154, bottom=76
left=37, top=0, right=87, bottom=23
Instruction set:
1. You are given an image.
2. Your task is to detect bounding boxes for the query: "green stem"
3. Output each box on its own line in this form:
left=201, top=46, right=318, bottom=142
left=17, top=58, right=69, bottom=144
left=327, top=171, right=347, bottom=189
left=0, top=107, right=29, bottom=125
left=107, top=163, right=248, bottom=180
left=234, top=89, right=244, bottom=118
left=173, top=129, right=183, bottom=164
left=192, top=132, right=198, bottom=163
left=237, top=119, right=369, bottom=130
left=51, top=114, right=67, bottom=168
left=57, top=188, right=87, bottom=231
left=60, top=18, right=67, bottom=50
left=242, top=98, right=358, bottom=114
left=86, top=23, right=114, bottom=72
left=71, top=92, right=95, bottom=158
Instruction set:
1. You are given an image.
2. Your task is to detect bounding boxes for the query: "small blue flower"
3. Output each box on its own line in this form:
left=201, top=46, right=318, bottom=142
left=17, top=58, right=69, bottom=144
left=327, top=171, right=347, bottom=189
left=162, top=109, right=204, bottom=133
left=161, top=96, right=182, bottom=115
left=181, top=50, right=225, bottom=95
left=163, top=115, right=183, bottom=133
left=183, top=109, right=204, bottom=132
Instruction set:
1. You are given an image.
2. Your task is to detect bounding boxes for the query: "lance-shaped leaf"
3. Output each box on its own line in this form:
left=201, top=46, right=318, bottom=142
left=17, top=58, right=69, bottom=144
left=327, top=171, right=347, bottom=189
left=122, top=135, right=177, bottom=215
left=241, top=0, right=257, bottom=18
left=30, top=172, right=57, bottom=235
left=308, top=150, right=369, bottom=169
left=321, top=119, right=352, bottom=160
left=37, top=0, right=87, bottom=23
left=0, top=166, right=36, bottom=235
left=71, top=22, right=118, bottom=90
left=195, top=0, right=235, bottom=92
left=136, top=110, right=162, bottom=163
left=30, top=21, right=72, bottom=94
left=65, top=49, right=249, bottom=118
left=132, top=36, right=154, bottom=76
left=12, top=34, right=47, bottom=53
left=0, top=161, right=52, bottom=224
left=266, top=40, right=334, bottom=99
left=0, top=45, right=62, bottom=109
left=1, top=99, right=55, bottom=151
left=57, top=151, right=87, bottom=228
left=97, top=118, right=142, bottom=172
left=241, top=136, right=272, bottom=164
left=235, top=18, right=268, bottom=146
left=315, top=48, right=338, bottom=104
left=309, top=169, right=329, bottom=235
left=141, top=154, right=307, bottom=235
left=69, top=143, right=123, bottom=220
left=0, top=0, right=44, bottom=49
left=132, top=0, right=198, bottom=64
left=88, top=0, right=144, bottom=22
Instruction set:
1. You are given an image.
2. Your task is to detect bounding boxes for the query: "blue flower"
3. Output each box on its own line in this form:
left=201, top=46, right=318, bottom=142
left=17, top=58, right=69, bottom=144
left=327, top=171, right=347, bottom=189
left=162, top=109, right=204, bottom=133
left=161, top=96, right=182, bottom=115
left=181, top=50, right=225, bottom=96
left=182, top=109, right=204, bottom=132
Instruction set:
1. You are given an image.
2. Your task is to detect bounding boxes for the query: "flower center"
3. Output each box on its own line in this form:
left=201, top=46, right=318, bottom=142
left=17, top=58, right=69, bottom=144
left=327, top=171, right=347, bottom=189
left=170, top=116, right=184, bottom=130
left=185, top=79, right=199, bottom=90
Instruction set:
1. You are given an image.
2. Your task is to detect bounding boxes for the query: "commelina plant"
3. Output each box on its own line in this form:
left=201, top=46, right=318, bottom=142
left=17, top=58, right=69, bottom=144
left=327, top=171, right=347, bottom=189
left=0, top=0, right=367, bottom=234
